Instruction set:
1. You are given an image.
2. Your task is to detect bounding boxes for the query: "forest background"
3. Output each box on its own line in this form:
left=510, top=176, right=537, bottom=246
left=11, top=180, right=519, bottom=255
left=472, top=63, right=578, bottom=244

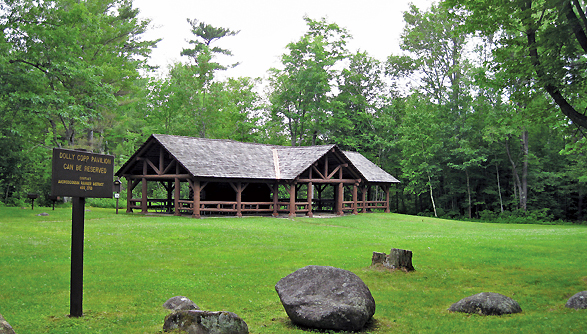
left=1, top=0, right=587, bottom=223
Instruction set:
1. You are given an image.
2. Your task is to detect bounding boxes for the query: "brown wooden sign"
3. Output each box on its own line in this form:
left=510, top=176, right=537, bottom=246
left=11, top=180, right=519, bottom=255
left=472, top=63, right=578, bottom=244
left=51, top=148, right=114, bottom=198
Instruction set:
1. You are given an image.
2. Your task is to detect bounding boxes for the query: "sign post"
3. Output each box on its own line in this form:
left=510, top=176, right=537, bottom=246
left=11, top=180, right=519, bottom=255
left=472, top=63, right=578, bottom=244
left=51, top=148, right=114, bottom=318
left=27, top=193, right=39, bottom=210
left=113, top=179, right=121, bottom=214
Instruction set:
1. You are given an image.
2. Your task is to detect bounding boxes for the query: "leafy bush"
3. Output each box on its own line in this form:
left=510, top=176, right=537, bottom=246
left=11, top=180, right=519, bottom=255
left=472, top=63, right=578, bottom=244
left=87, top=197, right=124, bottom=209
left=478, top=209, right=498, bottom=221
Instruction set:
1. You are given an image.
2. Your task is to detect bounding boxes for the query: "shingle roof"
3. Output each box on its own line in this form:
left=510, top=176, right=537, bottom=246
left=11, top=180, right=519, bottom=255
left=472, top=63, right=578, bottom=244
left=275, top=145, right=334, bottom=179
left=154, top=134, right=277, bottom=179
left=117, top=134, right=399, bottom=184
left=343, top=151, right=400, bottom=183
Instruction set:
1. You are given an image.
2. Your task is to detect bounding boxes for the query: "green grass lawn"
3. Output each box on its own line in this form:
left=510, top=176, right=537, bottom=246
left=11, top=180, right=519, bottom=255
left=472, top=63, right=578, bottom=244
left=1, top=206, right=586, bottom=333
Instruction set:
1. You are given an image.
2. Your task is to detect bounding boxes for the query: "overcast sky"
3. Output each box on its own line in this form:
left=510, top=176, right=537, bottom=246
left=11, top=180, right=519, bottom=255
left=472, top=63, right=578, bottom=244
left=134, top=0, right=435, bottom=79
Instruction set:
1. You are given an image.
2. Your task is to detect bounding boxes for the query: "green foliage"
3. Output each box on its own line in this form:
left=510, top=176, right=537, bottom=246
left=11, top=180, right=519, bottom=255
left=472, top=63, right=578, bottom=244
left=447, top=0, right=587, bottom=129
left=0, top=0, right=158, bottom=206
left=268, top=16, right=351, bottom=146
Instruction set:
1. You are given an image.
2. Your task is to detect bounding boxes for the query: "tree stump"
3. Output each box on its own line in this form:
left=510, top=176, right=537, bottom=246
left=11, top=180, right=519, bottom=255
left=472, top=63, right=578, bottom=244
left=388, top=248, right=414, bottom=271
left=371, top=248, right=415, bottom=271
left=371, top=252, right=387, bottom=266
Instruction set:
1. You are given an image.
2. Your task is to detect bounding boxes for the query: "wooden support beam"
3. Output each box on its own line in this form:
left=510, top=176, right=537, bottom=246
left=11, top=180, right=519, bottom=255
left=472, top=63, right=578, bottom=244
left=174, top=164, right=180, bottom=216
left=352, top=183, right=358, bottom=215
left=192, top=179, right=201, bottom=219
left=273, top=183, right=279, bottom=217
left=307, top=182, right=313, bottom=218
left=385, top=185, right=390, bottom=213
left=312, top=165, right=326, bottom=180
left=126, top=179, right=136, bottom=213
left=162, top=160, right=175, bottom=175
left=337, top=182, right=344, bottom=216
left=127, top=174, right=191, bottom=180
left=174, top=178, right=180, bottom=216
left=144, top=158, right=160, bottom=175
left=141, top=160, right=148, bottom=213
left=327, top=165, right=341, bottom=180
left=289, top=182, right=296, bottom=218
left=296, top=178, right=357, bottom=184
left=236, top=182, right=243, bottom=218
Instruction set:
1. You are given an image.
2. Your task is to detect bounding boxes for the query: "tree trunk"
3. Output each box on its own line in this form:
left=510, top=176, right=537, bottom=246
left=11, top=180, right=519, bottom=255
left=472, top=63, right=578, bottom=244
left=427, top=172, right=438, bottom=217
left=371, top=249, right=415, bottom=272
left=495, top=158, right=504, bottom=213
left=466, top=169, right=472, bottom=219
left=520, top=130, right=529, bottom=211
left=523, top=4, right=587, bottom=129
left=578, top=184, right=584, bottom=221
left=505, top=138, right=523, bottom=210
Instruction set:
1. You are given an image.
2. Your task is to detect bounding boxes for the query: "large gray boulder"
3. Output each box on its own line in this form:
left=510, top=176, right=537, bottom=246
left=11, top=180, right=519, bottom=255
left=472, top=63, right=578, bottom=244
left=275, top=265, right=376, bottom=331
left=565, top=291, right=587, bottom=309
left=448, top=292, right=522, bottom=315
left=163, top=310, right=248, bottom=334
left=163, top=296, right=200, bottom=311
left=0, top=314, right=15, bottom=334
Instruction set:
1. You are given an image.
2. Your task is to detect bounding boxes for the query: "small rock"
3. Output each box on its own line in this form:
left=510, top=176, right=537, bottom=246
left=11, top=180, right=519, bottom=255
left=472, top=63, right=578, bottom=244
left=37, top=212, right=49, bottom=216
left=565, top=291, right=587, bottom=309
left=0, top=313, right=16, bottom=334
left=163, top=310, right=248, bottom=334
left=163, top=296, right=200, bottom=311
left=275, top=265, right=376, bottom=331
left=448, top=292, right=522, bottom=315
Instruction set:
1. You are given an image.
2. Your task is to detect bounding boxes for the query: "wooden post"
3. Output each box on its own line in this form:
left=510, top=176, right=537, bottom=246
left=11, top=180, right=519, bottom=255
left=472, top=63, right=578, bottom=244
left=272, top=183, right=279, bottom=217
left=192, top=179, right=200, bottom=219
left=289, top=182, right=296, bottom=218
left=141, top=178, right=147, bottom=214
left=159, top=147, right=164, bottom=173
left=126, top=179, right=133, bottom=213
left=141, top=160, right=148, bottom=213
left=352, top=183, right=358, bottom=215
left=70, top=197, right=85, bottom=317
left=367, top=186, right=373, bottom=212
left=236, top=182, right=243, bottom=218
left=385, top=185, right=390, bottom=213
left=337, top=182, right=344, bottom=216
left=307, top=182, right=313, bottom=217
left=174, top=177, right=180, bottom=216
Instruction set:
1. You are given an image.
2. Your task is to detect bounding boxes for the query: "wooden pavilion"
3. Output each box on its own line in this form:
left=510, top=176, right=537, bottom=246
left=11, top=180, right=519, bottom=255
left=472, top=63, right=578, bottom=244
left=115, top=134, right=400, bottom=218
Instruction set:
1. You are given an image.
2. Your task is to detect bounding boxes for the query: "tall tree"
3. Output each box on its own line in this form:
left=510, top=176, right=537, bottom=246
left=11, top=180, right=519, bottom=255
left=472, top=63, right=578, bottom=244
left=387, top=2, right=481, bottom=217
left=329, top=51, right=393, bottom=161
left=448, top=0, right=587, bottom=130
left=268, top=16, right=351, bottom=146
left=0, top=0, right=157, bottom=204
left=179, top=19, right=240, bottom=138
left=398, top=95, right=443, bottom=217
left=1, top=0, right=158, bottom=149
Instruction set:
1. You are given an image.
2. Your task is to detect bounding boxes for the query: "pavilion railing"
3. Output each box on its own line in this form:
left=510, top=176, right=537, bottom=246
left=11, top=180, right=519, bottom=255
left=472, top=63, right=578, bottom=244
left=129, top=197, right=386, bottom=214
